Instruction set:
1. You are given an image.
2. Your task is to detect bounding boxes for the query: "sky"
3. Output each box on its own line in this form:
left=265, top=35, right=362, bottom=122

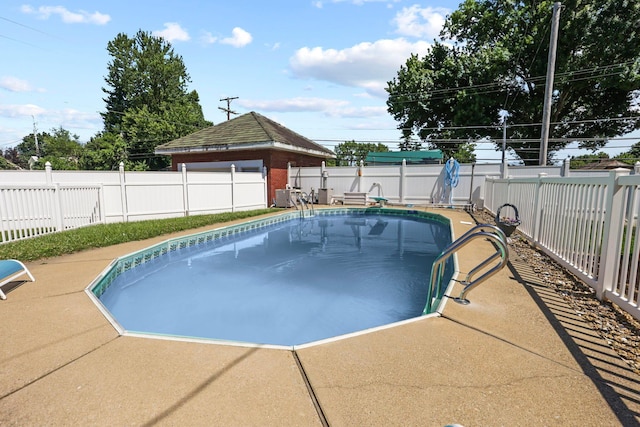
left=0, top=0, right=635, bottom=164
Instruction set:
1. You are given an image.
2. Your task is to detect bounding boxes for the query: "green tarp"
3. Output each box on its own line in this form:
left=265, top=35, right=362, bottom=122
left=365, top=150, right=443, bottom=165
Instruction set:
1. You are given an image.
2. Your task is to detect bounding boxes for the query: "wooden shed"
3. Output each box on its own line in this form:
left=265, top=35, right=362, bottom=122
left=155, top=111, right=335, bottom=203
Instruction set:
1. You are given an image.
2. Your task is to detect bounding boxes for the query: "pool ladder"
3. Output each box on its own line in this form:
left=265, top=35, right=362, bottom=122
left=424, top=224, right=509, bottom=313
left=292, top=189, right=315, bottom=218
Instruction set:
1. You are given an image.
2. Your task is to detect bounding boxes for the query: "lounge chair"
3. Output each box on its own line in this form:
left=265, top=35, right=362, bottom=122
left=0, top=259, right=35, bottom=300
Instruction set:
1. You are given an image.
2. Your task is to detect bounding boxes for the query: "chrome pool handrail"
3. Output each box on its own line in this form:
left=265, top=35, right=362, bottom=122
left=293, top=190, right=315, bottom=218
left=424, top=224, right=509, bottom=313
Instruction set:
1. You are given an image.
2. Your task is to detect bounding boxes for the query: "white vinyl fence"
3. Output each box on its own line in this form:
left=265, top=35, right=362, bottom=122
left=0, top=162, right=267, bottom=243
left=289, top=161, right=566, bottom=208
left=484, top=167, right=640, bottom=321
left=0, top=184, right=103, bottom=242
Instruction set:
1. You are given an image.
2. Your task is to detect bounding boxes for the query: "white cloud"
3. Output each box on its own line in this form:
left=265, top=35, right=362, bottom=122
left=0, top=103, right=46, bottom=118
left=220, top=27, right=252, bottom=48
left=326, top=105, right=388, bottom=118
left=237, top=97, right=388, bottom=120
left=393, top=5, right=449, bottom=39
left=200, top=31, right=218, bottom=45
left=56, top=108, right=101, bottom=131
left=153, top=23, right=190, bottom=43
left=21, top=4, right=111, bottom=25
left=0, top=76, right=34, bottom=92
left=323, top=0, right=400, bottom=5
left=58, top=108, right=99, bottom=122
left=238, top=97, right=348, bottom=113
left=289, top=38, right=431, bottom=97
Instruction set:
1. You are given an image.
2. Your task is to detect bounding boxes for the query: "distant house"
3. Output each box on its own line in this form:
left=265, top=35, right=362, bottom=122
left=578, top=159, right=633, bottom=170
left=155, top=111, right=335, bottom=203
left=365, top=150, right=443, bottom=165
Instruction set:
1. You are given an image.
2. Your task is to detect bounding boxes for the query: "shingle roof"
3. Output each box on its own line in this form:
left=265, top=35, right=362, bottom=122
left=578, top=159, right=633, bottom=169
left=155, top=111, right=335, bottom=158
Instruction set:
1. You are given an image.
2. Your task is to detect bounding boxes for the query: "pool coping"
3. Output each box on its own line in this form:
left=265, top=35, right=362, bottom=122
left=85, top=207, right=458, bottom=350
left=3, top=206, right=639, bottom=425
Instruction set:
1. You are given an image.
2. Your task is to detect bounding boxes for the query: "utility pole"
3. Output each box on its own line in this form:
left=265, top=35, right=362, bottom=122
left=539, top=2, right=562, bottom=166
left=31, top=115, right=40, bottom=157
left=218, top=96, right=238, bottom=121
left=501, top=115, right=508, bottom=178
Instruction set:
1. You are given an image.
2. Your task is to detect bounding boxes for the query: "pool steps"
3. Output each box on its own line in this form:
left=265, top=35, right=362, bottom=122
left=425, top=224, right=509, bottom=313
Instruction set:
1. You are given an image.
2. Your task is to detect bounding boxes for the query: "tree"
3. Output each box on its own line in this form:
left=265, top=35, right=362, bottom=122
left=614, top=141, right=640, bottom=165
left=334, top=141, right=389, bottom=166
left=451, top=142, right=476, bottom=164
left=16, top=131, right=49, bottom=166
left=16, top=127, right=84, bottom=170
left=569, top=152, right=609, bottom=169
left=101, top=30, right=211, bottom=170
left=398, top=136, right=422, bottom=151
left=386, top=0, right=640, bottom=164
left=80, top=132, right=128, bottom=170
left=0, top=151, right=18, bottom=170
left=2, top=147, right=21, bottom=169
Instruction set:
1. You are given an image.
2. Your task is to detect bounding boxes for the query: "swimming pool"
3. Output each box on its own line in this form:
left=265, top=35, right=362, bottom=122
left=88, top=208, right=455, bottom=348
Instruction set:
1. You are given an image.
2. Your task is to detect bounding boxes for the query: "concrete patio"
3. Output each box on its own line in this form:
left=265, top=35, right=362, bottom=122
left=1, top=208, right=639, bottom=426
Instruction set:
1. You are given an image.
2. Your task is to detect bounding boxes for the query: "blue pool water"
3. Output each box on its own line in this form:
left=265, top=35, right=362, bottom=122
left=98, top=212, right=453, bottom=346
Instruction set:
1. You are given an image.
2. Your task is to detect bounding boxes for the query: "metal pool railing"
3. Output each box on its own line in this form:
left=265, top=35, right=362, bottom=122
left=424, top=224, right=509, bottom=314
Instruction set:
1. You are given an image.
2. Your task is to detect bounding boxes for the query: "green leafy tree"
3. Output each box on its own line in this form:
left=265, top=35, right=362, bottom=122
left=452, top=142, right=476, bottom=163
left=334, top=141, right=389, bottom=166
left=613, top=141, right=640, bottom=165
left=386, top=0, right=640, bottom=165
left=0, top=152, right=18, bottom=170
left=31, top=127, right=84, bottom=170
left=2, top=147, right=21, bottom=169
left=101, top=30, right=211, bottom=170
left=398, top=136, right=422, bottom=151
left=16, top=127, right=84, bottom=170
left=80, top=132, right=128, bottom=170
left=569, top=151, right=609, bottom=169
left=16, top=131, right=49, bottom=167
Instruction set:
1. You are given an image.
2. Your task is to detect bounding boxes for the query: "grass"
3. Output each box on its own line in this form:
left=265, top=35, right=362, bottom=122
left=0, top=208, right=279, bottom=262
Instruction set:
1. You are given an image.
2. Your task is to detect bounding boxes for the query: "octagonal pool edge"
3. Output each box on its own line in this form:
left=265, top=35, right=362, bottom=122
left=85, top=207, right=459, bottom=350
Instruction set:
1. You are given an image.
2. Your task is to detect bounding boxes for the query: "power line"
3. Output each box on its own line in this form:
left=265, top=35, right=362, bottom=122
left=102, top=108, right=210, bottom=131
left=389, top=115, right=640, bottom=133
left=504, top=0, right=549, bottom=112
left=387, top=60, right=638, bottom=104
left=0, top=15, right=61, bottom=38
left=0, top=33, right=41, bottom=48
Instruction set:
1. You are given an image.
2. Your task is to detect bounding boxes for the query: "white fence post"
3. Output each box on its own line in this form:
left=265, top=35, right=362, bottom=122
left=98, top=184, right=106, bottom=223
left=532, top=173, right=547, bottom=242
left=263, top=166, right=269, bottom=206
left=501, top=160, right=508, bottom=179
left=487, top=177, right=495, bottom=212
left=400, top=159, right=406, bottom=204
left=231, top=164, right=236, bottom=212
left=181, top=163, right=189, bottom=217
left=357, top=160, right=363, bottom=192
left=54, top=183, right=64, bottom=232
left=45, top=162, right=52, bottom=185
left=119, top=162, right=128, bottom=222
left=562, top=157, right=571, bottom=177
left=597, top=168, right=631, bottom=299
